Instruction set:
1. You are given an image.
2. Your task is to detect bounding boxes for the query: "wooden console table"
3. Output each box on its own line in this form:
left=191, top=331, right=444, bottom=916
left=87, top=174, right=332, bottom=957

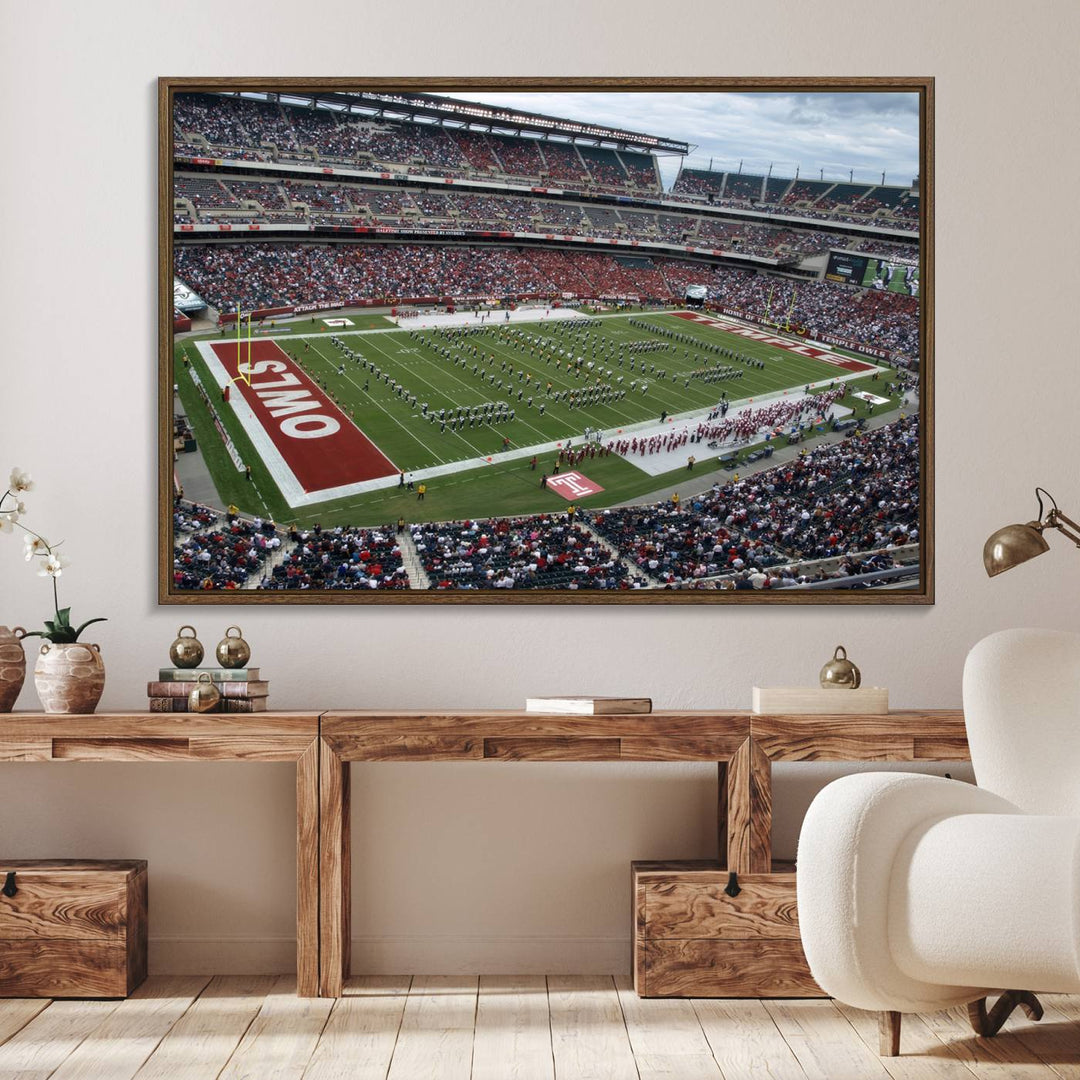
left=0, top=712, right=321, bottom=997
left=318, top=708, right=969, bottom=998
left=2, top=708, right=970, bottom=999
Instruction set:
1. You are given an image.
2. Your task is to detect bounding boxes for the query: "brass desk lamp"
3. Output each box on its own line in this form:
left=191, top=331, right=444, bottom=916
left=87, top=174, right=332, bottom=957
left=984, top=488, right=1080, bottom=577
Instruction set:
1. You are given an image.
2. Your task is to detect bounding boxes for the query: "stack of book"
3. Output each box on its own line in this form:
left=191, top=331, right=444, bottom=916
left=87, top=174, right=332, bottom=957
left=524, top=696, right=651, bottom=715
left=147, top=668, right=269, bottom=713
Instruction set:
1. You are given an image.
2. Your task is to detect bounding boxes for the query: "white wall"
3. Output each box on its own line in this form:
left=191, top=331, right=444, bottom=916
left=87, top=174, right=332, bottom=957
left=2, top=0, right=1078, bottom=974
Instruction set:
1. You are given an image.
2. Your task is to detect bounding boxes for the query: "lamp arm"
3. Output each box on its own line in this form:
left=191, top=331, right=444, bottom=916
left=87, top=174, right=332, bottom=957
left=1048, top=509, right=1080, bottom=548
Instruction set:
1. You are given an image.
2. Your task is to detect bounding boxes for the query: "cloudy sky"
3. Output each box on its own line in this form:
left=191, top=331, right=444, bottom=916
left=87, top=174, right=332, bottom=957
left=445, top=91, right=920, bottom=190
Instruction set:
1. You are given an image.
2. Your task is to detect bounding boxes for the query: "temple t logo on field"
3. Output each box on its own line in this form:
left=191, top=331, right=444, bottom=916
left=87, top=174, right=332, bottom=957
left=547, top=472, right=604, bottom=499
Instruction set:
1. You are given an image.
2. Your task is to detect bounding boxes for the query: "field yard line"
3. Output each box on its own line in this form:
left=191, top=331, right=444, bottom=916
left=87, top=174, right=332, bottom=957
left=474, top=330, right=650, bottom=430
left=344, top=333, right=503, bottom=460
left=623, top=312, right=836, bottom=380
left=374, top=334, right=558, bottom=446
left=355, top=332, right=519, bottom=453
left=523, top=324, right=726, bottom=415
left=304, top=336, right=448, bottom=468
left=599, top=315, right=832, bottom=398
left=368, top=330, right=596, bottom=451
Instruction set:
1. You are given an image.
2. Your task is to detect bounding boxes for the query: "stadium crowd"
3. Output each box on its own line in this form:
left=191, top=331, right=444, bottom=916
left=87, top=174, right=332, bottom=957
left=174, top=241, right=918, bottom=359
left=266, top=524, right=409, bottom=589
left=176, top=174, right=873, bottom=261
left=174, top=93, right=659, bottom=195
left=589, top=415, right=919, bottom=586
left=172, top=504, right=278, bottom=590
left=410, top=514, right=640, bottom=590
left=671, top=169, right=918, bottom=231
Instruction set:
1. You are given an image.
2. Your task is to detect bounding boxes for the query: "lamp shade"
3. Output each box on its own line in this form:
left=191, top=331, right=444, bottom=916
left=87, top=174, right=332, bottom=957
left=983, top=522, right=1050, bottom=577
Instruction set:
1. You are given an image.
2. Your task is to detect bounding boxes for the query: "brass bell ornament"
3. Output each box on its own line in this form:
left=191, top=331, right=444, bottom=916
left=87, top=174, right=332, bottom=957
left=215, top=626, right=251, bottom=669
left=820, top=645, right=861, bottom=689
left=169, top=625, right=204, bottom=669
left=188, top=672, right=221, bottom=713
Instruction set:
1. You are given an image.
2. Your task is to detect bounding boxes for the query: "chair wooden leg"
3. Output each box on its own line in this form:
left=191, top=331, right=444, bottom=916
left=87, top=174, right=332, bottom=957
left=879, top=1010, right=902, bottom=1056
left=968, top=991, right=1044, bottom=1038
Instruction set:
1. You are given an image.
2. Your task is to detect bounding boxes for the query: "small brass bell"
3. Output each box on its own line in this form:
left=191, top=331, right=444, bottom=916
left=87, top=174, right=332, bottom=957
left=820, top=645, right=861, bottom=689
left=169, top=625, right=204, bottom=669
left=188, top=672, right=221, bottom=713
left=215, top=626, right=251, bottom=669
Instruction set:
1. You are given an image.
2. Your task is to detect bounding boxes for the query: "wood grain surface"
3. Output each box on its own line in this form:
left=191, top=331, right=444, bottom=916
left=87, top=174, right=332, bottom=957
left=319, top=740, right=351, bottom=998
left=0, top=861, right=147, bottom=999
left=751, top=709, right=967, bottom=760
left=0, top=872, right=129, bottom=941
left=642, top=939, right=819, bottom=998
left=0, top=941, right=131, bottom=998
left=0, top=712, right=319, bottom=741
left=303, top=976, right=411, bottom=1080
left=644, top=876, right=801, bottom=941
left=14, top=973, right=1080, bottom=1077
left=296, top=740, right=320, bottom=998
left=725, top=738, right=772, bottom=874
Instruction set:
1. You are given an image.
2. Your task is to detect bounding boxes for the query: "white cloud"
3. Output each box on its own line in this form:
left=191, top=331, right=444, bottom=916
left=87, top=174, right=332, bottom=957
left=435, top=90, right=920, bottom=188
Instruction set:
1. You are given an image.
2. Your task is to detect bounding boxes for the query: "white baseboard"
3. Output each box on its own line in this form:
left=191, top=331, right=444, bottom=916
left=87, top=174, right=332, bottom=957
left=148, top=935, right=630, bottom=975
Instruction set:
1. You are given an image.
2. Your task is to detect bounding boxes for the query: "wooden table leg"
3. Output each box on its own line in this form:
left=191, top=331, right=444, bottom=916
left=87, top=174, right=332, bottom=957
left=726, top=738, right=772, bottom=874
left=717, top=761, right=728, bottom=869
left=296, top=738, right=320, bottom=997
left=319, top=738, right=351, bottom=997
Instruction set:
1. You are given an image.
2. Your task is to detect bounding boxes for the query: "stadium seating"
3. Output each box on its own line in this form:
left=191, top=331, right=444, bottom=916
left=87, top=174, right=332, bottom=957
left=172, top=506, right=277, bottom=590
left=761, top=176, right=791, bottom=204
left=590, top=416, right=920, bottom=586
left=268, top=525, right=409, bottom=590
left=721, top=173, right=766, bottom=202
left=173, top=93, right=664, bottom=196
left=411, top=514, right=638, bottom=590
left=671, top=168, right=727, bottom=197
left=538, top=142, right=589, bottom=185
left=174, top=242, right=919, bottom=360
left=813, top=183, right=874, bottom=210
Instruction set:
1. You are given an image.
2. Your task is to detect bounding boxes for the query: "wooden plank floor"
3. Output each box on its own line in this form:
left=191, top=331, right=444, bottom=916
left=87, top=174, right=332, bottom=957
left=1, top=976, right=1078, bottom=1080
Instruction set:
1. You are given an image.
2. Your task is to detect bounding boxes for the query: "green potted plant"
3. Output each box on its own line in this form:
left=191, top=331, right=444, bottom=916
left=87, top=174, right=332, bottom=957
left=1, top=468, right=108, bottom=714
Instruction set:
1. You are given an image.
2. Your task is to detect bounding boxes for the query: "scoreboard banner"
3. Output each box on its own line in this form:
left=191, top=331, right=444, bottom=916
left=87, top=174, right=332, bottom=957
left=825, top=251, right=920, bottom=297
left=824, top=251, right=870, bottom=285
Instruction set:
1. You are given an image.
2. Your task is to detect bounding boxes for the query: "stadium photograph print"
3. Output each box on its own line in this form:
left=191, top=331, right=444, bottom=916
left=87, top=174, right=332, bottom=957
left=159, top=77, right=933, bottom=604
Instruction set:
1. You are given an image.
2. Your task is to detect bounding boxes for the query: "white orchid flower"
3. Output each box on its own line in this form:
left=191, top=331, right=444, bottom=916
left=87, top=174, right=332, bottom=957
left=8, top=469, right=33, bottom=493
left=23, top=534, right=49, bottom=560
left=0, top=513, right=15, bottom=534
left=38, top=553, right=69, bottom=578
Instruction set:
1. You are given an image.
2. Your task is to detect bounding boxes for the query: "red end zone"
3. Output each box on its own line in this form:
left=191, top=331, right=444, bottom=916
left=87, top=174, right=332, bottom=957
left=672, top=312, right=875, bottom=373
left=210, top=340, right=397, bottom=492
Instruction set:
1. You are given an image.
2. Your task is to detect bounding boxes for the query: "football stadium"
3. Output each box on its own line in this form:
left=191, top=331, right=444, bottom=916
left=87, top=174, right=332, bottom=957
left=169, top=89, right=924, bottom=595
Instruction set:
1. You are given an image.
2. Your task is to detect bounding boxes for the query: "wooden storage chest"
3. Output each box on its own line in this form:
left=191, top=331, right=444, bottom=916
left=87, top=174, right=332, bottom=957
left=632, top=860, right=822, bottom=998
left=0, top=859, right=148, bottom=997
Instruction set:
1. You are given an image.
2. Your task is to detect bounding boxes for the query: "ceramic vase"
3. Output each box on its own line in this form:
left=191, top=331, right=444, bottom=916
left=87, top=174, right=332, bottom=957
left=34, top=642, right=106, bottom=714
left=0, top=626, right=27, bottom=712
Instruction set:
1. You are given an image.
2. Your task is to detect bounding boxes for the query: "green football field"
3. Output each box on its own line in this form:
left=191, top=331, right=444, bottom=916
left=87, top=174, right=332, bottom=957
left=174, top=311, right=905, bottom=527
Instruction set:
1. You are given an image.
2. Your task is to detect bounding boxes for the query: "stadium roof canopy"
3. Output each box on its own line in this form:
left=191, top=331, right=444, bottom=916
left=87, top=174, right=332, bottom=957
left=223, top=90, right=692, bottom=155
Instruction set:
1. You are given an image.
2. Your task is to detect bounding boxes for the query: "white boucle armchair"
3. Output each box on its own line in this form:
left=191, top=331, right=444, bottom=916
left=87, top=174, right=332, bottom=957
left=797, top=628, right=1080, bottom=1056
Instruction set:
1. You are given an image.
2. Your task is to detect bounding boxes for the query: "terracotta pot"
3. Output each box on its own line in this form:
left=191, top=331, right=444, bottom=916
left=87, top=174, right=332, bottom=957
left=34, top=642, right=106, bottom=715
left=0, top=626, right=27, bottom=713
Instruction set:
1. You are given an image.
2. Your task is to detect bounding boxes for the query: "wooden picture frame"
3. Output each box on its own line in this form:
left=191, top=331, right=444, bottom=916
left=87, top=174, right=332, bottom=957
left=160, top=77, right=933, bottom=604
